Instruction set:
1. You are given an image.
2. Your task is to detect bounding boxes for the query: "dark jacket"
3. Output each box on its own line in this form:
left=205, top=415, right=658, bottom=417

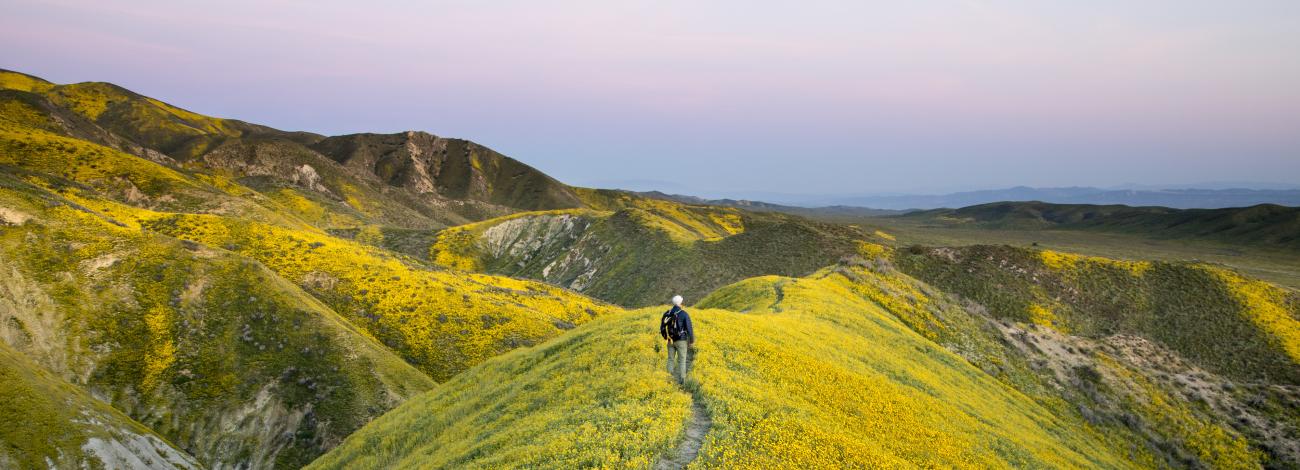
left=659, top=306, right=694, bottom=342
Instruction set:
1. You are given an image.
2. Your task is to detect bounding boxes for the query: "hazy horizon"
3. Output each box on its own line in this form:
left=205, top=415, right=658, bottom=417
left=4, top=0, right=1298, bottom=196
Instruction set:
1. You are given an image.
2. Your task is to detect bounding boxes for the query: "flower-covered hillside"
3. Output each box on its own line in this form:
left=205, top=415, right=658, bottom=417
left=426, top=203, right=873, bottom=306
left=139, top=211, right=619, bottom=381
left=306, top=308, right=692, bottom=470
left=895, top=245, right=1300, bottom=385
left=311, top=255, right=1276, bottom=468
left=0, top=176, right=435, bottom=468
left=695, top=262, right=1270, bottom=468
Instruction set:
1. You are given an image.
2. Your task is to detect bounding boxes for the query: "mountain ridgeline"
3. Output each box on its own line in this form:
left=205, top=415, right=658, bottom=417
left=811, top=185, right=1300, bottom=210
left=1, top=68, right=1298, bottom=469
left=904, top=201, right=1300, bottom=249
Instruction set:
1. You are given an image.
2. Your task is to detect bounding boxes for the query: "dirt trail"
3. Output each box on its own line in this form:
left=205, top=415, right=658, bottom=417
left=768, top=280, right=787, bottom=312
left=654, top=392, right=712, bottom=470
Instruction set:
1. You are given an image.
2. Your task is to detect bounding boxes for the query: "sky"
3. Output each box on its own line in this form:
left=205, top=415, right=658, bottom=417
left=3, top=0, right=1299, bottom=197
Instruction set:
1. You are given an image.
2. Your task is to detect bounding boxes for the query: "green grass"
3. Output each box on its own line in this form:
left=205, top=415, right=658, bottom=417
left=904, top=201, right=1300, bottom=249
left=0, top=70, right=54, bottom=93
left=42, top=81, right=242, bottom=158
left=858, top=216, right=1300, bottom=291
left=0, top=342, right=200, bottom=469
left=0, top=175, right=434, bottom=468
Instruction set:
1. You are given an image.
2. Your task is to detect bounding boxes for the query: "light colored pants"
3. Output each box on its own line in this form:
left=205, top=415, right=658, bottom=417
left=667, top=340, right=689, bottom=382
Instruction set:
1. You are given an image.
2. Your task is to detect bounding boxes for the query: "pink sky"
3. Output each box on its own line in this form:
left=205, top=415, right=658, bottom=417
left=4, top=0, right=1298, bottom=195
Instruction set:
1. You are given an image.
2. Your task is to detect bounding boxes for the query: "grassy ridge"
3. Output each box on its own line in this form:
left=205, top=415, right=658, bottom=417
left=427, top=201, right=871, bottom=306
left=0, top=122, right=303, bottom=230
left=314, top=250, right=1283, bottom=468
left=852, top=213, right=1300, bottom=291
left=0, top=70, right=54, bottom=93
left=691, top=268, right=1162, bottom=468
left=573, top=188, right=745, bottom=241
left=309, top=266, right=1212, bottom=468
left=0, top=70, right=571, bottom=233
left=306, top=310, right=691, bottom=469
left=312, top=132, right=586, bottom=212
left=33, top=76, right=272, bottom=161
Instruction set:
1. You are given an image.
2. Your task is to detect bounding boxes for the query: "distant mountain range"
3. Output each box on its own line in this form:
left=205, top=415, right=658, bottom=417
left=632, top=191, right=905, bottom=217
left=905, top=201, right=1300, bottom=249
left=736, top=186, right=1300, bottom=210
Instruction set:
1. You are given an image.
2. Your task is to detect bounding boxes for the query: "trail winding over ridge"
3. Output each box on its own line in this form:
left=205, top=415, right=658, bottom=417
left=654, top=390, right=712, bottom=470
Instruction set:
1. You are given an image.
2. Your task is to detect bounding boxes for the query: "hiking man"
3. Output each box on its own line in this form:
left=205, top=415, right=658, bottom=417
left=660, top=295, right=694, bottom=382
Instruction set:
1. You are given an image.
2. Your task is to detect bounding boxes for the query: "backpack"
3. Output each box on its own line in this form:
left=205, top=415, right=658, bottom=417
left=662, top=308, right=688, bottom=341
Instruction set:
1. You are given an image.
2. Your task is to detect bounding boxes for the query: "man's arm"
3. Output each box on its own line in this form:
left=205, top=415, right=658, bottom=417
left=685, top=312, right=695, bottom=343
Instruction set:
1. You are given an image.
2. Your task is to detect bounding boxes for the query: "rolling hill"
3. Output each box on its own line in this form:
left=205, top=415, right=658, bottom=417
left=2, top=67, right=1299, bottom=469
left=312, top=253, right=1300, bottom=468
left=0, top=68, right=874, bottom=467
left=0, top=69, right=584, bottom=231
left=425, top=189, right=876, bottom=306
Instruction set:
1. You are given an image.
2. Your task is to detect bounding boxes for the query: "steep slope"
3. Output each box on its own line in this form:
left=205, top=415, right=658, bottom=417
left=0, top=69, right=580, bottom=231
left=38, top=77, right=303, bottom=161
left=904, top=201, right=1300, bottom=249
left=427, top=191, right=874, bottom=306
left=305, top=309, right=692, bottom=469
left=198, top=136, right=453, bottom=229
left=0, top=69, right=634, bottom=467
left=0, top=103, right=614, bottom=378
left=895, top=244, right=1300, bottom=385
left=313, top=257, right=1287, bottom=468
left=139, top=211, right=619, bottom=381
left=0, top=172, right=435, bottom=468
left=311, top=131, right=584, bottom=211
left=893, top=244, right=1300, bottom=466
left=0, top=343, right=200, bottom=469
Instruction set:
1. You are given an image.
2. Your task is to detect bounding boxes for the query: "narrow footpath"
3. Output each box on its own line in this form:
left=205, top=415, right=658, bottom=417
left=653, top=391, right=712, bottom=470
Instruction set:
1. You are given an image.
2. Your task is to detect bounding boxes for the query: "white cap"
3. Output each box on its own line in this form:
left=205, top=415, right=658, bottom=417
left=672, top=295, right=683, bottom=306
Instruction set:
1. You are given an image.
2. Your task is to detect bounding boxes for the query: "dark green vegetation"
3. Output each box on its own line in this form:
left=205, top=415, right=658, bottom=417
left=904, top=201, right=1300, bottom=249
left=2, top=67, right=1299, bottom=469
left=816, top=207, right=1300, bottom=290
